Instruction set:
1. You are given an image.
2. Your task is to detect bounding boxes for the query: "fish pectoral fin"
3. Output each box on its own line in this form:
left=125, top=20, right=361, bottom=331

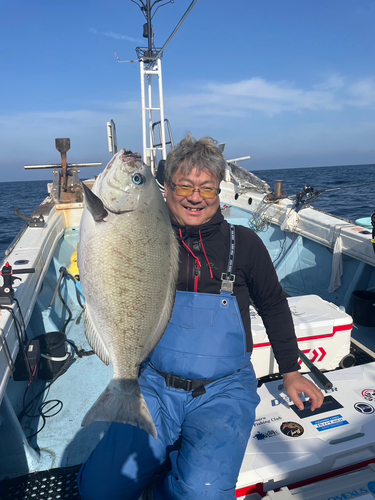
left=84, top=305, right=111, bottom=365
left=82, top=183, right=108, bottom=222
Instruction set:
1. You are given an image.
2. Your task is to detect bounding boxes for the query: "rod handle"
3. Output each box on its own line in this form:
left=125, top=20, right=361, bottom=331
left=298, top=349, right=333, bottom=390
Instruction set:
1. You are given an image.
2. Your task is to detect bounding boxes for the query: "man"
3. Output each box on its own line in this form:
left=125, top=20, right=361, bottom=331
left=78, top=135, right=323, bottom=500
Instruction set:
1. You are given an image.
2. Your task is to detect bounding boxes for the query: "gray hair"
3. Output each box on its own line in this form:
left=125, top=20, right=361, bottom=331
left=164, top=134, right=226, bottom=184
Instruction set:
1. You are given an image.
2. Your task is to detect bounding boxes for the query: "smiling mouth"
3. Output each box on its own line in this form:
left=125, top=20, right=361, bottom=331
left=184, top=207, right=203, bottom=212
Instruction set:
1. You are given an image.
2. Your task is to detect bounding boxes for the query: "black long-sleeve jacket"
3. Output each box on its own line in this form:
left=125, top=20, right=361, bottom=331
left=172, top=208, right=300, bottom=375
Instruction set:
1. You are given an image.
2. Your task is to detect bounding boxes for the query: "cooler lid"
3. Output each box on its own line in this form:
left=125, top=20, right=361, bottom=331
left=238, top=363, right=375, bottom=491
left=252, top=295, right=353, bottom=345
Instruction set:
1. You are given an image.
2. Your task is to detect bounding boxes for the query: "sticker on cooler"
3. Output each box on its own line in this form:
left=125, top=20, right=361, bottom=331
left=354, top=402, right=375, bottom=414
left=280, top=422, right=304, bottom=437
left=298, top=347, right=326, bottom=364
left=361, top=389, right=375, bottom=402
left=311, top=414, right=349, bottom=432
left=253, top=413, right=283, bottom=428
left=253, top=430, right=278, bottom=441
left=252, top=413, right=282, bottom=441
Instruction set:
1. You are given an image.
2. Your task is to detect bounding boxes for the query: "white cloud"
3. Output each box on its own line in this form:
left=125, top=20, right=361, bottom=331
left=1, top=73, right=375, bottom=180
left=313, top=74, right=345, bottom=91
left=167, top=75, right=375, bottom=118
left=347, top=78, right=375, bottom=107
left=88, top=28, right=143, bottom=44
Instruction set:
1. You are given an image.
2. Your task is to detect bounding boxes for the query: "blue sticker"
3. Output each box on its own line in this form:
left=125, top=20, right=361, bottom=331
left=354, top=402, right=375, bottom=414
left=311, top=414, right=349, bottom=432
left=253, top=430, right=278, bottom=441
left=368, top=482, right=375, bottom=495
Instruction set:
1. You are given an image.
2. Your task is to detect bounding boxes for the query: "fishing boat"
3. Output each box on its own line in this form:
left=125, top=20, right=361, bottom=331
left=1, top=2, right=375, bottom=499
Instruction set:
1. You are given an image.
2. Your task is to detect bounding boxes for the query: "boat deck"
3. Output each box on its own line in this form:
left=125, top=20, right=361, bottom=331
left=1, top=338, right=374, bottom=499
left=1, top=202, right=375, bottom=499
left=0, top=272, right=111, bottom=498
left=0, top=465, right=82, bottom=500
left=17, top=288, right=112, bottom=473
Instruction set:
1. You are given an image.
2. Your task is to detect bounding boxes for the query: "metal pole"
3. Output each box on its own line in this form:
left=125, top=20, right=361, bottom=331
left=146, top=0, right=152, bottom=57
left=140, top=60, right=148, bottom=164
left=148, top=71, right=154, bottom=169
left=157, top=59, right=167, bottom=161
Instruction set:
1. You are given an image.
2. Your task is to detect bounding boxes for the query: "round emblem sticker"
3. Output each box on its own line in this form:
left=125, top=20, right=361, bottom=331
left=354, top=402, right=375, bottom=414
left=280, top=421, right=304, bottom=437
left=362, top=389, right=375, bottom=402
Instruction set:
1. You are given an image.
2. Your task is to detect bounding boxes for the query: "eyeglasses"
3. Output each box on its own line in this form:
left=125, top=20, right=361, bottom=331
left=169, top=181, right=221, bottom=199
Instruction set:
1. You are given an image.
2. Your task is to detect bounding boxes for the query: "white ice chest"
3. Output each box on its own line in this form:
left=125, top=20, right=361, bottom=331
left=260, top=463, right=375, bottom=500
left=237, top=362, right=375, bottom=494
left=251, top=295, right=353, bottom=379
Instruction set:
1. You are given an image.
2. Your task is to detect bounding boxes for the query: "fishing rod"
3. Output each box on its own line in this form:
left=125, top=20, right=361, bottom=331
left=292, top=181, right=375, bottom=210
left=298, top=349, right=333, bottom=391
left=313, top=180, right=375, bottom=195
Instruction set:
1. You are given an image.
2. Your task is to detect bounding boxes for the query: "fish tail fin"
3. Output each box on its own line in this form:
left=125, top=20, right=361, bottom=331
left=81, top=379, right=157, bottom=439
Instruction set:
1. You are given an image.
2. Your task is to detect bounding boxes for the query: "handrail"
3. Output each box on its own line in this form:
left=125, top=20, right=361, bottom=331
left=25, top=163, right=102, bottom=170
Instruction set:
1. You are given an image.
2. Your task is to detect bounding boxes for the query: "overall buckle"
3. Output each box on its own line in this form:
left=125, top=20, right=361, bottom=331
left=220, top=273, right=235, bottom=293
left=165, top=373, right=193, bottom=392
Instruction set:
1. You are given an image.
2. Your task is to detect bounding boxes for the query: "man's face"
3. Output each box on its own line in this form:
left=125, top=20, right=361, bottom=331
left=165, top=167, right=221, bottom=226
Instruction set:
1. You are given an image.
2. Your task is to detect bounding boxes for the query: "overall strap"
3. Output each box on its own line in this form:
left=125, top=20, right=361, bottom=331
left=220, top=224, right=236, bottom=294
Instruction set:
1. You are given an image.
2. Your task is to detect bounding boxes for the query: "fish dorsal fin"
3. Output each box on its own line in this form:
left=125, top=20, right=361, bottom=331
left=82, top=183, right=108, bottom=222
left=84, top=305, right=111, bottom=365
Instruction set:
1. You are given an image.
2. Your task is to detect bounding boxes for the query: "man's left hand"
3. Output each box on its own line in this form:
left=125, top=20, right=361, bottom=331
left=282, top=371, right=324, bottom=411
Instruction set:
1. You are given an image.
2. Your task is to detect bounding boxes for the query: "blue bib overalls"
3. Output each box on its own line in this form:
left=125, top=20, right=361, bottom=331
left=78, top=226, right=260, bottom=500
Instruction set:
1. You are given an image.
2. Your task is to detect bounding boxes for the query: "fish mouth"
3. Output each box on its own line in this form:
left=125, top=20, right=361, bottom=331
left=99, top=179, right=134, bottom=214
left=107, top=208, right=134, bottom=215
left=100, top=199, right=134, bottom=215
left=121, top=150, right=142, bottom=163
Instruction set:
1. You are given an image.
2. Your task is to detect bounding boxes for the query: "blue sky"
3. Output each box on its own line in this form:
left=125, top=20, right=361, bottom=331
left=1, top=0, right=375, bottom=181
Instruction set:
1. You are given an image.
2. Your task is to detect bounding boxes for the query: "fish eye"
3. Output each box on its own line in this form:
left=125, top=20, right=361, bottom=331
left=132, top=173, right=144, bottom=185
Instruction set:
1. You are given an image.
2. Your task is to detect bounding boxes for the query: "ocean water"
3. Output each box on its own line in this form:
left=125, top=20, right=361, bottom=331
left=0, top=180, right=51, bottom=261
left=0, top=163, right=375, bottom=260
left=257, top=163, right=375, bottom=222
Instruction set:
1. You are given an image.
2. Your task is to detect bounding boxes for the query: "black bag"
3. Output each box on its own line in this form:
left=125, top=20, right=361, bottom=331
left=14, top=331, right=71, bottom=381
left=37, top=331, right=71, bottom=380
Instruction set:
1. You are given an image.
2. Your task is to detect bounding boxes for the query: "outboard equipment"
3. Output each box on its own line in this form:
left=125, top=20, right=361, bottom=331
left=0, top=262, right=35, bottom=305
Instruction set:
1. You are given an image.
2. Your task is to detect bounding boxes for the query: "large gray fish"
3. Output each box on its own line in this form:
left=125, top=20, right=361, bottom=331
left=78, top=149, right=178, bottom=439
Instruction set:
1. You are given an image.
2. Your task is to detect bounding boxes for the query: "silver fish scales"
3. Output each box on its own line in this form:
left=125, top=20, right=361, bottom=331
left=78, top=149, right=178, bottom=439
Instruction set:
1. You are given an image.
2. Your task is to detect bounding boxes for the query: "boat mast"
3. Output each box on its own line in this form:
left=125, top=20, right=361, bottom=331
left=131, top=0, right=198, bottom=174
left=132, top=0, right=171, bottom=174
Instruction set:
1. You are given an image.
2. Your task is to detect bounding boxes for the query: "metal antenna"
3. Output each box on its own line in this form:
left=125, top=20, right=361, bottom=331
left=130, top=0, right=174, bottom=62
left=128, top=0, right=196, bottom=173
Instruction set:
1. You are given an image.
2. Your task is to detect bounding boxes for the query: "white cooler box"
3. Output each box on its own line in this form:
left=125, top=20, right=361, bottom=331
left=251, top=295, right=353, bottom=379
left=236, top=362, right=375, bottom=495
left=258, top=463, right=375, bottom=500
